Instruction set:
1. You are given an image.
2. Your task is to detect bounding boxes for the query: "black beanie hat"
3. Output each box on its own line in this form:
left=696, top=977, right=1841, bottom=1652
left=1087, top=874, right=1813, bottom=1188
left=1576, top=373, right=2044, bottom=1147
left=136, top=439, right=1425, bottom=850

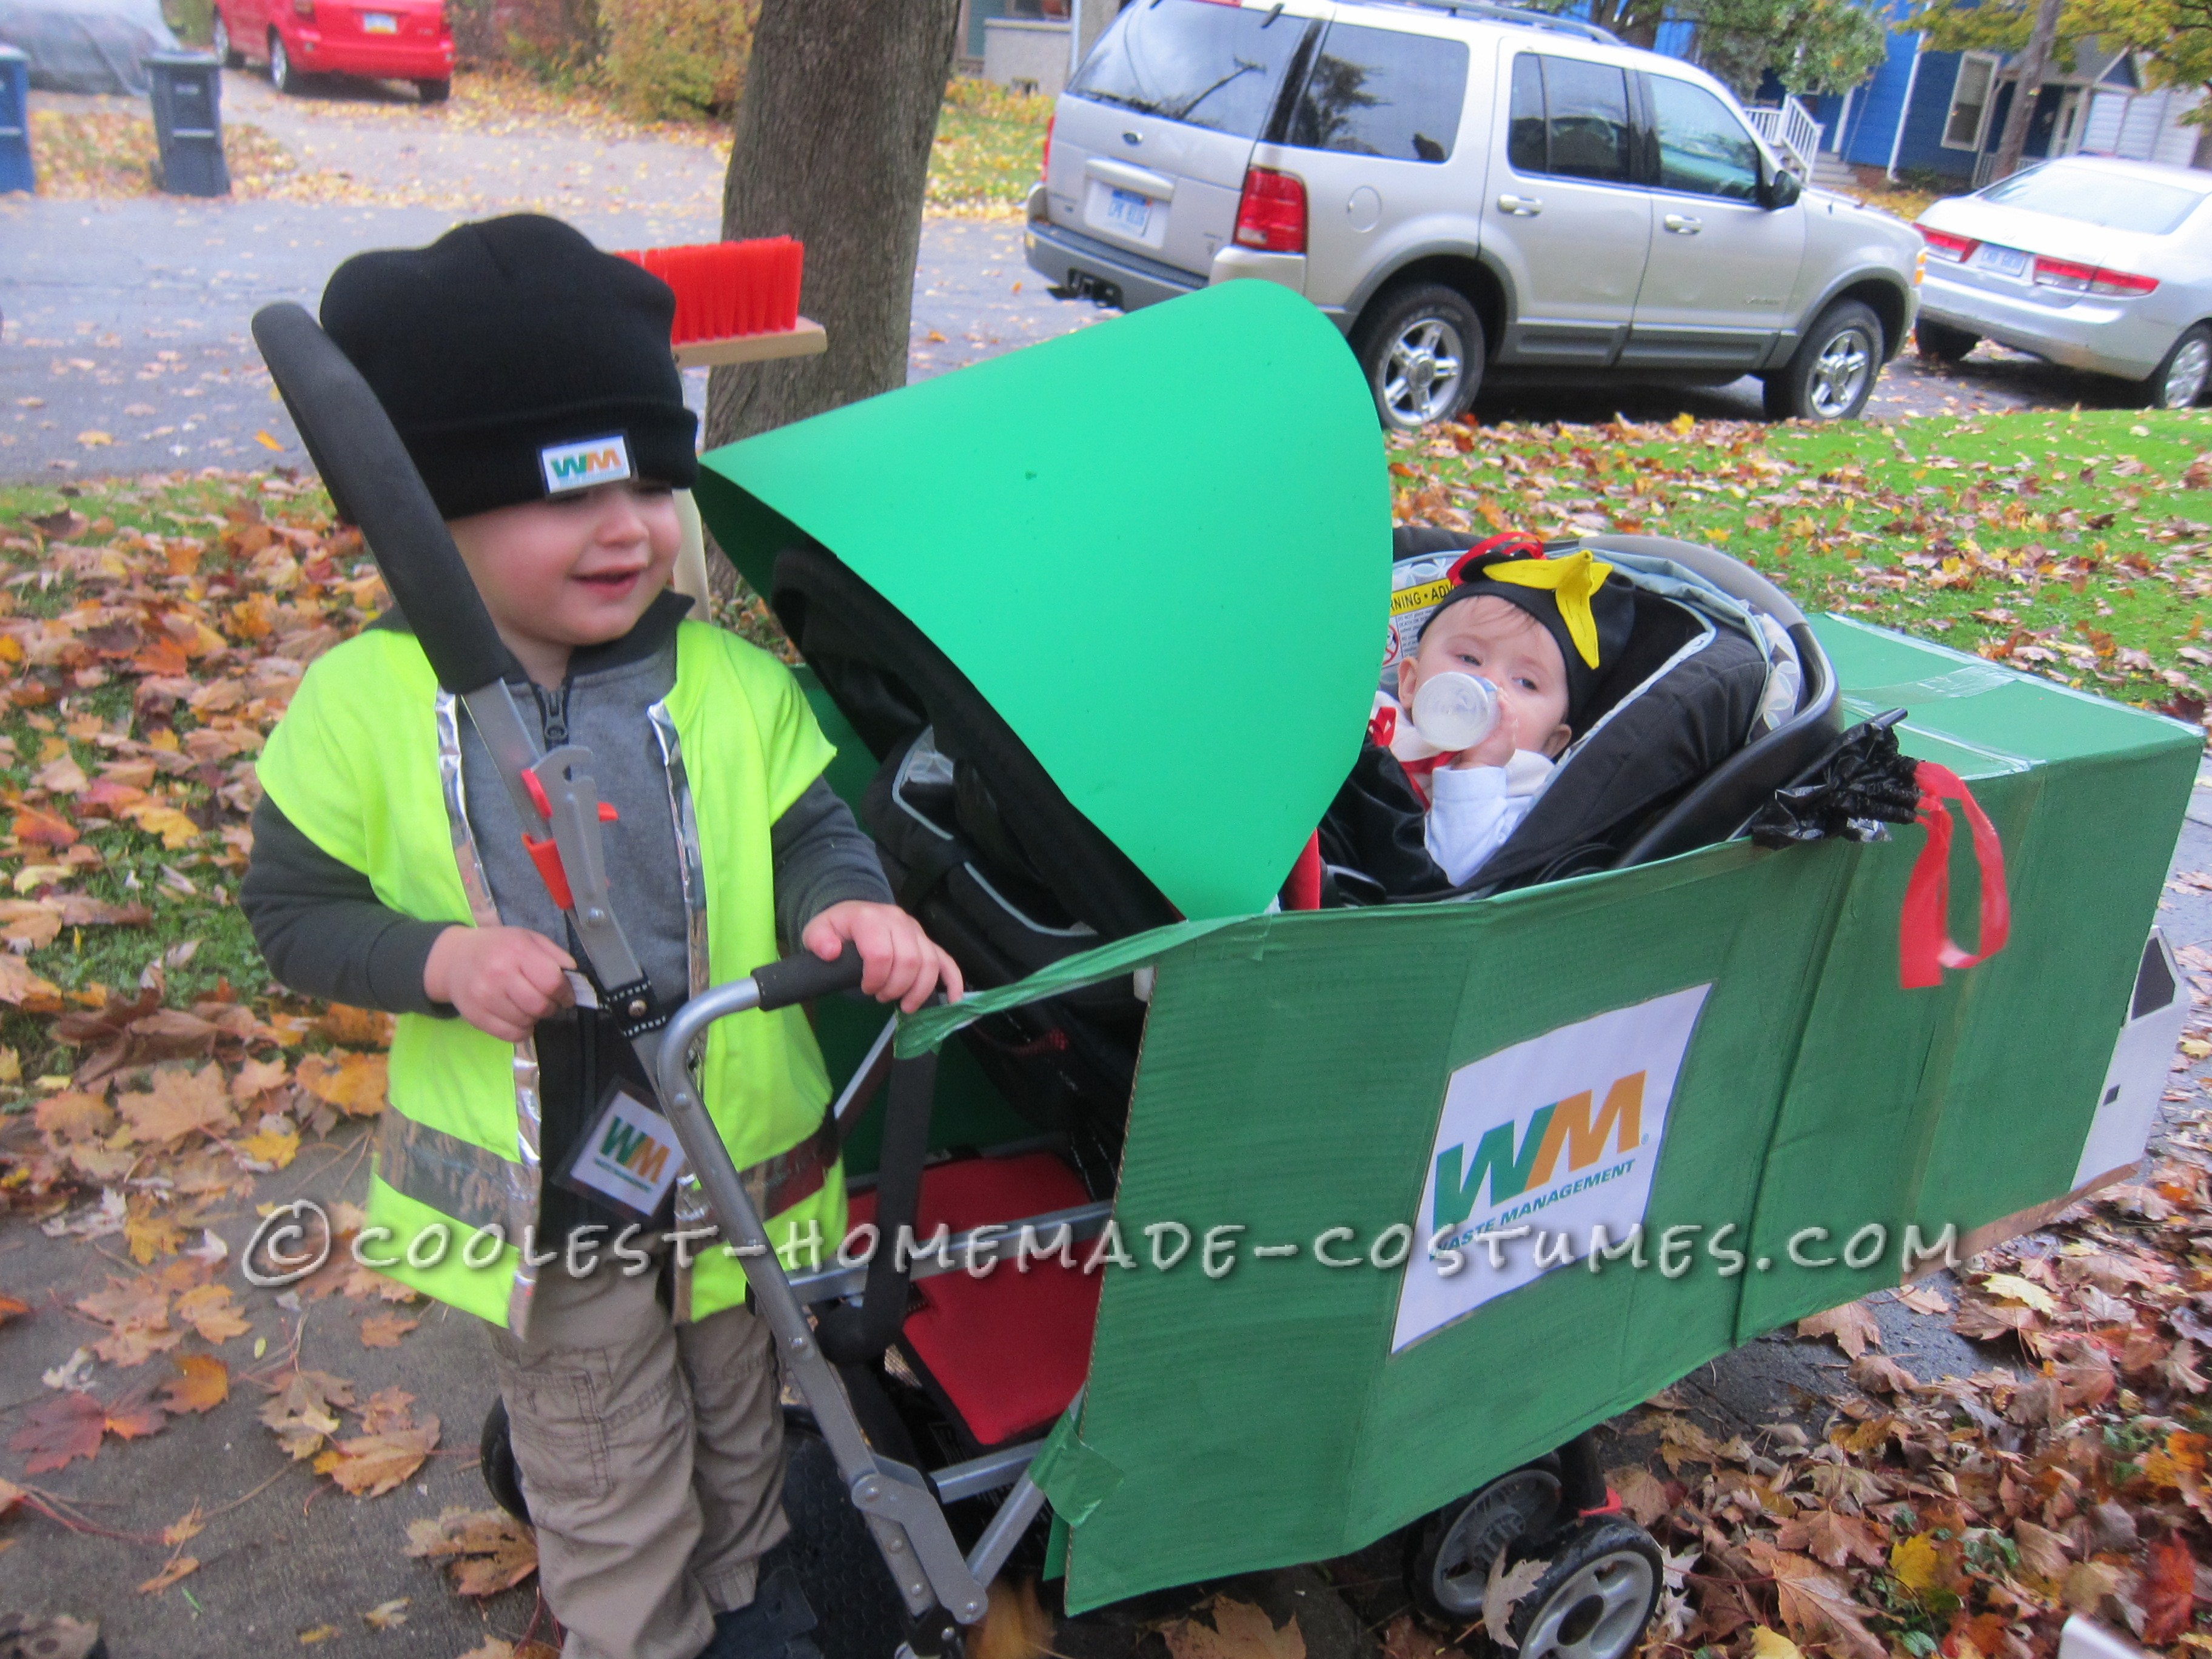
left=320, top=215, right=697, bottom=521
left=1422, top=541, right=1635, bottom=733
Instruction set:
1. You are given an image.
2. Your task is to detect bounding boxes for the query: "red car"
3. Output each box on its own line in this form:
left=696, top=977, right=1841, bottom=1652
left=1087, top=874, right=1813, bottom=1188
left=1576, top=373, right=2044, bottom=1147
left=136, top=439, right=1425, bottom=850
left=212, top=0, right=454, bottom=102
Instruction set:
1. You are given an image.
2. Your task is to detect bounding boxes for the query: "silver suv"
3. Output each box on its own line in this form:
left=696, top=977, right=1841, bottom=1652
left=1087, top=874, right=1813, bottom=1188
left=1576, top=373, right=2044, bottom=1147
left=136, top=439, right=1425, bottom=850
left=1025, top=0, right=1925, bottom=427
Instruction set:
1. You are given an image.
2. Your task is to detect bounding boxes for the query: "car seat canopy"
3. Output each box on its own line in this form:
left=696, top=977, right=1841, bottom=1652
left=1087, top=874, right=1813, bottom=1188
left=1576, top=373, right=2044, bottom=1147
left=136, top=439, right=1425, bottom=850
left=694, top=280, right=1392, bottom=920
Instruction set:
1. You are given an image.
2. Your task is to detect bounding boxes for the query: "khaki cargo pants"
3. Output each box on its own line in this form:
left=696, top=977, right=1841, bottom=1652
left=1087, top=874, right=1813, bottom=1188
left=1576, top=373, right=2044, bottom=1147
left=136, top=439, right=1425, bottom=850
left=488, top=1256, right=788, bottom=1659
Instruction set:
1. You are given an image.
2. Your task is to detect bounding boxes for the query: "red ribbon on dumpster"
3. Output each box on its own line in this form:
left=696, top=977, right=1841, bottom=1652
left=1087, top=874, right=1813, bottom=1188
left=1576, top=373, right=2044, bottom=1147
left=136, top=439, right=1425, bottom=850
left=1899, top=761, right=2009, bottom=989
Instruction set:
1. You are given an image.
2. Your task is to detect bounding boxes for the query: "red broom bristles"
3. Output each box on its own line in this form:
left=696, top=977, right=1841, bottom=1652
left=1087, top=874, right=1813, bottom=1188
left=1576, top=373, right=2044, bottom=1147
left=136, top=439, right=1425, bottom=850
left=613, top=238, right=805, bottom=344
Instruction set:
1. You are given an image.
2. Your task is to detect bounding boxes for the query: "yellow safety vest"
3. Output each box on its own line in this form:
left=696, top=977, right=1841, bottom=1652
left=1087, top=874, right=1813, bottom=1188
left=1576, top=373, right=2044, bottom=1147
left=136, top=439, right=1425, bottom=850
left=257, top=619, right=847, bottom=1332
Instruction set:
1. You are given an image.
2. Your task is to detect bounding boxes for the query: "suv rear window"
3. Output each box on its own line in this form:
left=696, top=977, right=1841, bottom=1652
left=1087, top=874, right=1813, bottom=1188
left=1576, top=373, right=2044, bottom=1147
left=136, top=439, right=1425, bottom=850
left=1507, top=52, right=1632, bottom=183
left=1070, top=0, right=1312, bottom=140
left=1287, top=21, right=1469, bottom=163
left=1981, top=161, right=2208, bottom=235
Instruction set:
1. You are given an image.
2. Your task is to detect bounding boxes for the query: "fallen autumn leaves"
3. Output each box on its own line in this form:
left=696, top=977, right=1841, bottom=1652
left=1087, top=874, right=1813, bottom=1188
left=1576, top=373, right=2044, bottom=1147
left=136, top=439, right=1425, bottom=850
left=0, top=472, right=543, bottom=1642
left=1543, top=1111, right=2212, bottom=1659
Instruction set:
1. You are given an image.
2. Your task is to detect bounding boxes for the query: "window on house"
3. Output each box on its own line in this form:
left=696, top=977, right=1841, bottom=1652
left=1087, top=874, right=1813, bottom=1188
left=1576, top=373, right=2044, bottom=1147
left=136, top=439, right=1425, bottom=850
left=1943, top=55, right=1996, bottom=150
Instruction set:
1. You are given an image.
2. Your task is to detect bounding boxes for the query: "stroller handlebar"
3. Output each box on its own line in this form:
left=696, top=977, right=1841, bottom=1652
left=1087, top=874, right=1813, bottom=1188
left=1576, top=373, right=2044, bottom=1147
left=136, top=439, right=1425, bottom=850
left=751, top=942, right=866, bottom=1013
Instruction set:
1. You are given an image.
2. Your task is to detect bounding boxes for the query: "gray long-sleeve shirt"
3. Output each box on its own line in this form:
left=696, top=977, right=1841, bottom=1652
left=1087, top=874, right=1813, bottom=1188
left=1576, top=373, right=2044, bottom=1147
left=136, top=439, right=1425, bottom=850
left=241, top=591, right=890, bottom=1016
left=240, top=594, right=891, bottom=1241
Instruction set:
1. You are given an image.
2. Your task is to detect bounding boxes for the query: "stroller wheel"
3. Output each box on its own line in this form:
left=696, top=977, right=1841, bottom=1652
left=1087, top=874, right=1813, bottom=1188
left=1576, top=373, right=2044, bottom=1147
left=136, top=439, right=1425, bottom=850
left=1498, top=1517, right=1663, bottom=1659
left=1408, top=1464, right=1561, bottom=1626
left=480, top=1397, right=531, bottom=1524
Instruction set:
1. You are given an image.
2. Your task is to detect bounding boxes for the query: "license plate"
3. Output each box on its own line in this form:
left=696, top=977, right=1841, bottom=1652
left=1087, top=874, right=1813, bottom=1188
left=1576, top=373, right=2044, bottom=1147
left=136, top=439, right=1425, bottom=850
left=362, top=11, right=398, bottom=30
left=1105, top=187, right=1153, bottom=236
left=1978, top=244, right=2029, bottom=279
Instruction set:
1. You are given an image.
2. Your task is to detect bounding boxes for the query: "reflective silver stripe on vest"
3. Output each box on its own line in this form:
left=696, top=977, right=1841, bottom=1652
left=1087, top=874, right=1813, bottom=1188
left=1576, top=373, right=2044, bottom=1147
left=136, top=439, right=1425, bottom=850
left=375, top=1110, right=512, bottom=1233
left=648, top=699, right=711, bottom=1322
left=437, top=692, right=545, bottom=1337
left=374, top=1091, right=838, bottom=1249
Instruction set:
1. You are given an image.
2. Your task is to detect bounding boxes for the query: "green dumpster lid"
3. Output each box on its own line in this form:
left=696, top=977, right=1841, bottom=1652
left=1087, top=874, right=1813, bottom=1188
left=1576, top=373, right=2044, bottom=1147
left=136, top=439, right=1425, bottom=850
left=695, top=280, right=1391, bottom=920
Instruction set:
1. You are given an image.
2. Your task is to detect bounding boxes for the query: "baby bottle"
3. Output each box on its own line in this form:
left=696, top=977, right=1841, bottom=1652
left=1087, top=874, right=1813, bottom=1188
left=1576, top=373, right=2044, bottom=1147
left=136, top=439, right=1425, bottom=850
left=1411, top=672, right=1499, bottom=751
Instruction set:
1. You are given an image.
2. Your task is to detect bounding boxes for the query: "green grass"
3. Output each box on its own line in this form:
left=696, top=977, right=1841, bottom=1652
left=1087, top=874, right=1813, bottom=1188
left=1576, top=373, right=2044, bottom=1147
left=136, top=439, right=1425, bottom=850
left=0, top=472, right=347, bottom=1082
left=1389, top=405, right=2212, bottom=715
left=928, top=76, right=1054, bottom=217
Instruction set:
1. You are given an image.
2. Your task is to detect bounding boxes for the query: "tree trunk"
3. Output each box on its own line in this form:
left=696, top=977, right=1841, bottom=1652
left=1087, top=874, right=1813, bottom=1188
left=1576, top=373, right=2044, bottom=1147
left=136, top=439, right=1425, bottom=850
left=1588, top=0, right=1664, bottom=49
left=703, top=0, right=960, bottom=452
left=1988, top=0, right=2063, bottom=183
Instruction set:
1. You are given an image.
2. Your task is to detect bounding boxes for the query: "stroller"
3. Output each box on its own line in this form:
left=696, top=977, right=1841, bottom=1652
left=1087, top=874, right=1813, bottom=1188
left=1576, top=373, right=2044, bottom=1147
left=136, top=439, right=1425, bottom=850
left=262, top=278, right=2198, bottom=1659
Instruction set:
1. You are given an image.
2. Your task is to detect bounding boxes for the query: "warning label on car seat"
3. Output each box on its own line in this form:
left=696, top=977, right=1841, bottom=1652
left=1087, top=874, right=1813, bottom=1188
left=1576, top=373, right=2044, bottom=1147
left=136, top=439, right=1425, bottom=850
left=1390, top=984, right=1711, bottom=1353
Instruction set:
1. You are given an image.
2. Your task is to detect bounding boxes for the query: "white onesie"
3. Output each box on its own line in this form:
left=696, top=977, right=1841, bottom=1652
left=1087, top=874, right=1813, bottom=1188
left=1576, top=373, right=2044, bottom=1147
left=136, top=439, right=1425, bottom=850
left=1424, top=750, right=1556, bottom=885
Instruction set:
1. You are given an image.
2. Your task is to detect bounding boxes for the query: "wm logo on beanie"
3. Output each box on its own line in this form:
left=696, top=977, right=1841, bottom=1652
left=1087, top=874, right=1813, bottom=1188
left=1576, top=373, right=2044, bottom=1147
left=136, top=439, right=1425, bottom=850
left=540, top=434, right=633, bottom=496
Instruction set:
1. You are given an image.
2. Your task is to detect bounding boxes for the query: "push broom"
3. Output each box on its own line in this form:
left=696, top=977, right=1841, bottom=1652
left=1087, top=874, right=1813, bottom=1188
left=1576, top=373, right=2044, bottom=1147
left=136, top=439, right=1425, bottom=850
left=612, top=236, right=825, bottom=369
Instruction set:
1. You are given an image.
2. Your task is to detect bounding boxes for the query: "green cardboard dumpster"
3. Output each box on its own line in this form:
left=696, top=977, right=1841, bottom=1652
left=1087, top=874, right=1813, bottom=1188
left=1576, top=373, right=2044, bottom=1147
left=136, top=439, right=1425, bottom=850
left=694, top=278, right=2197, bottom=1624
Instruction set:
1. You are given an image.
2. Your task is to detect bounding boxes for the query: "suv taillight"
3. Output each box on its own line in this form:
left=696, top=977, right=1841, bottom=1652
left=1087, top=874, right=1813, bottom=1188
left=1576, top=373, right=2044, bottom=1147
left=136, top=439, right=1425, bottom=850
left=2031, top=255, right=2157, bottom=297
left=1917, top=224, right=1976, bottom=262
left=1041, top=114, right=1054, bottom=183
left=1235, top=167, right=1307, bottom=253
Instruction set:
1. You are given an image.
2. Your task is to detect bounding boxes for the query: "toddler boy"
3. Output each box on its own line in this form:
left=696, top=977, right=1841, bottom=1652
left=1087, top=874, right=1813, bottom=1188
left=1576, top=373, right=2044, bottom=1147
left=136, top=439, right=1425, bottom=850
left=243, top=215, right=957, bottom=1659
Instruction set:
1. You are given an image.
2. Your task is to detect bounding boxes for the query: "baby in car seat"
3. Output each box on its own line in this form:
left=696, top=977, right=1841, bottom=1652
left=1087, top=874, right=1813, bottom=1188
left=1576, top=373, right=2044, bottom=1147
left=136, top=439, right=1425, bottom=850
left=1322, top=545, right=1634, bottom=900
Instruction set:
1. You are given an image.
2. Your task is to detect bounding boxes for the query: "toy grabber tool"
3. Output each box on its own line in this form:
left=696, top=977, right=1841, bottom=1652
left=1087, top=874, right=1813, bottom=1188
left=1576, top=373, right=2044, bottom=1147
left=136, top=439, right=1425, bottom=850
left=250, top=303, right=1008, bottom=1654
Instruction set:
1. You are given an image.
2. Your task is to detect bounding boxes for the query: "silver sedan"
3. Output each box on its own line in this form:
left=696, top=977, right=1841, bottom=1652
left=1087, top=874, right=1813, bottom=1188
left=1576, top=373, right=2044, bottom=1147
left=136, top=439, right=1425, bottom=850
left=1912, top=155, right=2212, bottom=409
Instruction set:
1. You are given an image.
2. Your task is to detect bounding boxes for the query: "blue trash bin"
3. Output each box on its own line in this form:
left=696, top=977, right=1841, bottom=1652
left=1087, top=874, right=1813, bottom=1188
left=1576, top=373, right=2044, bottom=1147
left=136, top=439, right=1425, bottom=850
left=147, top=52, right=229, bottom=198
left=0, top=45, right=32, bottom=196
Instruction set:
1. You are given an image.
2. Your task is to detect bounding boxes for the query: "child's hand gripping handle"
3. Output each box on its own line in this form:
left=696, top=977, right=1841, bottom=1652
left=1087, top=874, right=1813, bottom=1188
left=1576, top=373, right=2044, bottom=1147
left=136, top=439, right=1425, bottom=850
left=249, top=302, right=523, bottom=697
left=749, top=943, right=865, bottom=1013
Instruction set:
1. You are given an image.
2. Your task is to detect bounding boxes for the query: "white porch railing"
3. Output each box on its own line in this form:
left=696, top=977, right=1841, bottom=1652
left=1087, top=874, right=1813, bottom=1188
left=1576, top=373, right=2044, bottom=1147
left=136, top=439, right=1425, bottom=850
left=1745, top=94, right=1822, bottom=179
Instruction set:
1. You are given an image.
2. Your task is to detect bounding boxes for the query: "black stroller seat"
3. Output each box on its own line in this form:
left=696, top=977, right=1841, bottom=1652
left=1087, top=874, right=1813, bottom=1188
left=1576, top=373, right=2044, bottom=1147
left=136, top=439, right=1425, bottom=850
left=1327, top=527, right=1840, bottom=900
left=766, top=528, right=1838, bottom=1153
left=770, top=541, right=1175, bottom=1162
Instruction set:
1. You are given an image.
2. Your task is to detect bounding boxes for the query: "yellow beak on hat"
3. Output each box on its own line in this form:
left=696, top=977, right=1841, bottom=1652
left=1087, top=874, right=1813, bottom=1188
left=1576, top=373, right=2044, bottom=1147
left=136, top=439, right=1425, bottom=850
left=1483, top=550, right=1614, bottom=669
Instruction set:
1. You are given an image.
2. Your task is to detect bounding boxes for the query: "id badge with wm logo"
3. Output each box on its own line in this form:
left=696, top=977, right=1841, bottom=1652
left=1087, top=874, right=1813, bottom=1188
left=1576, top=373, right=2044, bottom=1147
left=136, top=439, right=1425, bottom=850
left=553, top=1081, right=685, bottom=1224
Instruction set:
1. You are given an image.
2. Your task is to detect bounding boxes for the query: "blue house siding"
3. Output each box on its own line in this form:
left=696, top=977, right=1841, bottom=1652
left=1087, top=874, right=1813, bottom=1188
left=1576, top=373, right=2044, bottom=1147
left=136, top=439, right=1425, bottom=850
left=1893, top=47, right=1982, bottom=178
left=1835, top=16, right=1925, bottom=167
left=1593, top=0, right=1995, bottom=184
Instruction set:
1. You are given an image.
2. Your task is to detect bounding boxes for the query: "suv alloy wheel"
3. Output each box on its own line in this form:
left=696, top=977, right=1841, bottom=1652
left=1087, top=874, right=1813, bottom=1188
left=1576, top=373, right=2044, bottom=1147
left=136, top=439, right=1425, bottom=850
left=1764, top=299, right=1882, bottom=421
left=1355, top=284, right=1486, bottom=432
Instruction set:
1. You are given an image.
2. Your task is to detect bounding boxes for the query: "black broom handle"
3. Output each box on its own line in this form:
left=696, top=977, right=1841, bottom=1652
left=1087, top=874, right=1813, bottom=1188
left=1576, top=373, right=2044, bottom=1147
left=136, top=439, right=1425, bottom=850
left=250, top=301, right=523, bottom=697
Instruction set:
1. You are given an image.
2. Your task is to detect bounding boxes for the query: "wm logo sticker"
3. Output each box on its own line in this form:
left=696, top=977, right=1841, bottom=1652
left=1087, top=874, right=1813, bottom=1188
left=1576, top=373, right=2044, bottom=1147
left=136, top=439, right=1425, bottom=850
left=540, top=434, right=633, bottom=495
left=600, top=1114, right=670, bottom=1186
left=1432, top=1073, right=1644, bottom=1232
left=1392, top=984, right=1710, bottom=1351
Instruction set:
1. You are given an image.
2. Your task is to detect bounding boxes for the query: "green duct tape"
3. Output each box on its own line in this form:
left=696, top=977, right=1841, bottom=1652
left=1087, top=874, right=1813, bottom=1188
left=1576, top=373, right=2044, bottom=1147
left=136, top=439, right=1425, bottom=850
left=894, top=918, right=1240, bottom=1059
left=1029, top=1410, right=1126, bottom=1530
